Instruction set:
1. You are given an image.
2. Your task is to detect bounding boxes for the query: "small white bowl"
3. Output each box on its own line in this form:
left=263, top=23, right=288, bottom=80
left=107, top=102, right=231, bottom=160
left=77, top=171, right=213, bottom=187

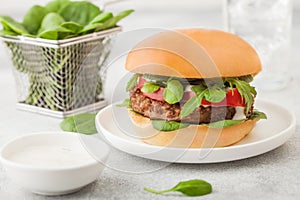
left=0, top=132, right=110, bottom=196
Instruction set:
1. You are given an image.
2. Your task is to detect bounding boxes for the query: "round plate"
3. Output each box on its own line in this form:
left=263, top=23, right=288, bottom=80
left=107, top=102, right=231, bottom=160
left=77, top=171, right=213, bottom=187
left=95, top=100, right=296, bottom=163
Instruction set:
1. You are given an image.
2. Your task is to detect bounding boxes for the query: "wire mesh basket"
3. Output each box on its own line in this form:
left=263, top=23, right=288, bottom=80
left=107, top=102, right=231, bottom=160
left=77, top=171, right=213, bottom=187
left=1, top=27, right=121, bottom=118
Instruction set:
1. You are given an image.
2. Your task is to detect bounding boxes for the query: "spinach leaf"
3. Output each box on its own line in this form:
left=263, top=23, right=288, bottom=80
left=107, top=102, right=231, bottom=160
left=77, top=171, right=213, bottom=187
left=95, top=9, right=134, bottom=31
left=126, top=74, right=139, bottom=92
left=144, top=179, right=212, bottom=197
left=163, top=79, right=184, bottom=104
left=90, top=12, right=113, bottom=24
left=203, top=86, right=226, bottom=103
left=141, top=82, right=160, bottom=93
left=225, top=78, right=256, bottom=113
left=45, top=0, right=71, bottom=12
left=22, top=5, right=49, bottom=35
left=205, top=119, right=244, bottom=128
left=79, top=23, right=103, bottom=34
left=250, top=110, right=267, bottom=120
left=180, top=85, right=206, bottom=118
left=60, top=113, right=97, bottom=134
left=38, top=12, right=65, bottom=33
left=58, top=1, right=101, bottom=26
left=116, top=99, right=131, bottom=108
left=60, top=21, right=83, bottom=33
left=142, top=74, right=170, bottom=83
left=0, top=30, right=18, bottom=36
left=37, top=13, right=72, bottom=39
left=152, top=120, right=189, bottom=132
left=179, top=95, right=201, bottom=118
left=0, top=15, right=29, bottom=35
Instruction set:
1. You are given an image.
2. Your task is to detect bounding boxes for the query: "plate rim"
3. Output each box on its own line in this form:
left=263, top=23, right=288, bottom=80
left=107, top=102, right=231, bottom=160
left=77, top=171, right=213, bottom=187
left=96, top=99, right=296, bottom=152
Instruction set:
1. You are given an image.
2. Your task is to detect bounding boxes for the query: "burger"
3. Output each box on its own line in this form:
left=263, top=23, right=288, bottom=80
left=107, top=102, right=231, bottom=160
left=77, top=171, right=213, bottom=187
left=119, top=28, right=266, bottom=148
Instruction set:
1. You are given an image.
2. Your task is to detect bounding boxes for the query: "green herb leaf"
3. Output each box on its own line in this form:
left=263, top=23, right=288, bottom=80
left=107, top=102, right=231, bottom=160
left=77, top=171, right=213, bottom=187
left=116, top=99, right=131, bottom=108
left=95, top=9, right=134, bottom=31
left=60, top=113, right=97, bottom=135
left=0, top=15, right=29, bottom=35
left=60, top=21, right=83, bottom=33
left=45, top=0, right=71, bottom=13
left=22, top=5, right=49, bottom=35
left=126, top=74, right=139, bottom=92
left=180, top=95, right=200, bottom=118
left=142, top=74, right=170, bottom=83
left=0, top=30, right=18, bottom=36
left=205, top=119, right=244, bottom=128
left=141, top=82, right=160, bottom=93
left=58, top=1, right=101, bottom=26
left=163, top=80, right=184, bottom=104
left=238, top=75, right=254, bottom=83
left=90, top=12, right=113, bottom=24
left=79, top=23, right=103, bottom=34
left=144, top=179, right=212, bottom=197
left=203, top=87, right=226, bottom=103
left=250, top=110, right=267, bottom=120
left=152, top=120, right=189, bottom=132
left=37, top=13, right=73, bottom=40
left=225, top=78, right=256, bottom=113
left=179, top=85, right=207, bottom=119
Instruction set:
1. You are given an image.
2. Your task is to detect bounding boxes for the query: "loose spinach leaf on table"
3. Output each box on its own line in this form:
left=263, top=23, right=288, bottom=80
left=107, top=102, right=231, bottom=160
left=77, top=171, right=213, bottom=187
left=144, top=179, right=212, bottom=197
left=60, top=113, right=98, bottom=134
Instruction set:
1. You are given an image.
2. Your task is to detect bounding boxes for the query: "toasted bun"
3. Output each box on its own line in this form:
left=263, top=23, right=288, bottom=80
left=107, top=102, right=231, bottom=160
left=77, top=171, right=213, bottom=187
left=125, top=29, right=262, bottom=78
left=128, top=111, right=258, bottom=148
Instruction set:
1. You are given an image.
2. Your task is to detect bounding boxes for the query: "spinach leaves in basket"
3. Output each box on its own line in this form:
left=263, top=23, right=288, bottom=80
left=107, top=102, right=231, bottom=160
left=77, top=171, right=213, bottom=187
left=0, top=0, right=134, bottom=40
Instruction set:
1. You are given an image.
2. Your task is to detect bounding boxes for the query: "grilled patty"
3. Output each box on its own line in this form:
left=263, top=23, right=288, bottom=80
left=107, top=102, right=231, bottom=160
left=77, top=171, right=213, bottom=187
left=130, top=88, right=244, bottom=124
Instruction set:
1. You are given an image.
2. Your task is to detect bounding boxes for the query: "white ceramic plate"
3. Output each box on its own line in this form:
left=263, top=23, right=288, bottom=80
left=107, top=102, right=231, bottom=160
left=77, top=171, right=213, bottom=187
left=95, top=100, right=296, bottom=163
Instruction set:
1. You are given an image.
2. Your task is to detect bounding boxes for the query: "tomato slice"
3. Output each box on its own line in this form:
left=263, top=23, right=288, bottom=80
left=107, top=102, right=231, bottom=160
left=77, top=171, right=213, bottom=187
left=138, top=77, right=165, bottom=101
left=137, top=77, right=245, bottom=106
left=201, top=88, right=245, bottom=107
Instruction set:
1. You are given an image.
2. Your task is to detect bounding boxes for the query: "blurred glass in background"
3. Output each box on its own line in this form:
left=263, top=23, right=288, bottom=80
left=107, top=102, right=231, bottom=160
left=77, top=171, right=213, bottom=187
left=224, top=0, right=293, bottom=91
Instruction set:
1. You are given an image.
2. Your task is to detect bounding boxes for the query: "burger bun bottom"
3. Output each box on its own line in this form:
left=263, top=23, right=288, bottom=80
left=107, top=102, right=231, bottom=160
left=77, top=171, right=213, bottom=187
left=128, top=110, right=258, bottom=148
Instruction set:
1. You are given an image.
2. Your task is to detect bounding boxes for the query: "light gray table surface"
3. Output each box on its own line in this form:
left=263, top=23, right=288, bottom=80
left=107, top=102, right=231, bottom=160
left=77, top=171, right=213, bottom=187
left=0, top=8, right=299, bottom=200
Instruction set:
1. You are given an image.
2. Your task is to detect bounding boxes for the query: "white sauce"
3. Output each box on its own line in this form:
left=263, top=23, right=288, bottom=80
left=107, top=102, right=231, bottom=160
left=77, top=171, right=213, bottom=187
left=185, top=85, right=193, bottom=92
left=232, top=106, right=246, bottom=120
left=9, top=145, right=96, bottom=168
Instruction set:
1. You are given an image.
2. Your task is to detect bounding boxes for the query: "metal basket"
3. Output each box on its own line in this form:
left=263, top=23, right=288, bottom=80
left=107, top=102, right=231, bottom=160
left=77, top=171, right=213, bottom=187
left=1, top=27, right=122, bottom=118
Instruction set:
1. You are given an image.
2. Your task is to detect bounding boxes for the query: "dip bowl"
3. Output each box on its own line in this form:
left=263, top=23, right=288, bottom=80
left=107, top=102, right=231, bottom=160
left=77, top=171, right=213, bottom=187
left=0, top=132, right=109, bottom=196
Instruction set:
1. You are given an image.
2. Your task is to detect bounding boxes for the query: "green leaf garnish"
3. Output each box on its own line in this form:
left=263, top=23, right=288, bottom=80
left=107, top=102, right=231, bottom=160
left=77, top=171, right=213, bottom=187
left=204, top=119, right=244, bottom=128
left=163, top=79, right=184, bottom=104
left=60, top=113, right=97, bottom=134
left=250, top=110, right=267, bottom=120
left=203, top=86, right=226, bottom=103
left=144, top=179, right=212, bottom=197
left=141, top=82, right=160, bottom=93
left=152, top=120, right=189, bottom=132
left=180, top=95, right=201, bottom=118
left=225, top=78, right=256, bottom=113
left=126, top=74, right=139, bottom=92
left=116, top=99, right=131, bottom=108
